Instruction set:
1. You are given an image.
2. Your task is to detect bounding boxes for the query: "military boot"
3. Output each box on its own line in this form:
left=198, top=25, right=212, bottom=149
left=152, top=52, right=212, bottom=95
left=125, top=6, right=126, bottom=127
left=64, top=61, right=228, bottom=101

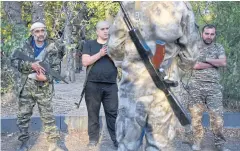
left=87, top=140, right=98, bottom=147
left=214, top=133, right=230, bottom=151
left=191, top=141, right=201, bottom=151
left=48, top=142, right=64, bottom=151
left=182, top=127, right=193, bottom=144
left=215, top=144, right=231, bottom=151
left=17, top=140, right=29, bottom=151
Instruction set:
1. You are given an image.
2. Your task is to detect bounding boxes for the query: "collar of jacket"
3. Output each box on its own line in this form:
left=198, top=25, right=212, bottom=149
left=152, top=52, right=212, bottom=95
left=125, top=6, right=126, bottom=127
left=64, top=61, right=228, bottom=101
left=25, top=36, right=54, bottom=48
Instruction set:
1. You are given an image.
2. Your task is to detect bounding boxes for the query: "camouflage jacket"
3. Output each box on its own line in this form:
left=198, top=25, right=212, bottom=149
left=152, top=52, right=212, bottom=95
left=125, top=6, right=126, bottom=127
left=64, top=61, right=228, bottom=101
left=191, top=43, right=226, bottom=83
left=108, top=1, right=199, bottom=98
left=10, top=36, right=65, bottom=95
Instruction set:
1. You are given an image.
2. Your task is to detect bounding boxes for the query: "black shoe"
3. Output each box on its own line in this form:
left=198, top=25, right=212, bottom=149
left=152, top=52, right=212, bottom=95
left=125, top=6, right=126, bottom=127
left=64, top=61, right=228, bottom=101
left=87, top=141, right=98, bottom=147
left=17, top=141, right=29, bottom=151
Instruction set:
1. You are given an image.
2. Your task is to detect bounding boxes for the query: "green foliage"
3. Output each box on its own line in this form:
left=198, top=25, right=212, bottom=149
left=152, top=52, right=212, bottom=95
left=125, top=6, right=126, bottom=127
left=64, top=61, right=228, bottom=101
left=1, top=1, right=239, bottom=105
left=191, top=1, right=217, bottom=26
left=44, top=1, right=65, bottom=39
left=85, top=1, right=120, bottom=39
left=1, top=56, right=15, bottom=94
left=1, top=22, right=29, bottom=56
left=21, top=1, right=32, bottom=28
left=1, top=10, right=29, bottom=56
left=191, top=1, right=240, bottom=105
left=1, top=3, right=28, bottom=94
left=212, top=2, right=240, bottom=101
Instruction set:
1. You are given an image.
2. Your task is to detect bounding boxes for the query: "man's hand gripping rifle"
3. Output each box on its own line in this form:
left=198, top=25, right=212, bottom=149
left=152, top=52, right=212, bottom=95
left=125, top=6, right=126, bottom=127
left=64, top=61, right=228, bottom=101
left=12, top=50, right=68, bottom=84
left=119, top=2, right=191, bottom=126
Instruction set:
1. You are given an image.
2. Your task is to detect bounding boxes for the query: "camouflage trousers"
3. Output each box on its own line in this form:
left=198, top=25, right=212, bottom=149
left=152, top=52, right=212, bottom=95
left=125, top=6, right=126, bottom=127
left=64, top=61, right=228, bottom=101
left=17, top=78, right=60, bottom=143
left=188, top=81, right=225, bottom=145
left=117, top=90, right=177, bottom=151
left=74, top=54, right=82, bottom=71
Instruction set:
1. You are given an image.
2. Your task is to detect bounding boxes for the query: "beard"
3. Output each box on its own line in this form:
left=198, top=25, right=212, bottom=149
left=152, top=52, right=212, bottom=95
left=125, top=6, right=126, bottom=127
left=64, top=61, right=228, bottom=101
left=33, top=32, right=47, bottom=42
left=203, top=38, right=214, bottom=45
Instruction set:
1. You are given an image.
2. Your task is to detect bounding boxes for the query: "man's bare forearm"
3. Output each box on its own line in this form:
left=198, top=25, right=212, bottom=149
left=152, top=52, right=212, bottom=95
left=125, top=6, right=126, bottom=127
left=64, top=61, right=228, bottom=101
left=205, top=58, right=226, bottom=67
left=193, top=62, right=214, bottom=70
left=82, top=53, right=101, bottom=67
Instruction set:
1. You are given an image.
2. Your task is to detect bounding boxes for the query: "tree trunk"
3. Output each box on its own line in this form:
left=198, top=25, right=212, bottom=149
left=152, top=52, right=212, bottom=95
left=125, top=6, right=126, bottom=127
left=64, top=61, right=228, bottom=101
left=3, top=1, right=26, bottom=43
left=32, top=1, right=45, bottom=23
left=63, top=1, right=75, bottom=82
left=3, top=1, right=22, bottom=24
left=2, top=1, right=24, bottom=96
left=72, top=2, right=87, bottom=74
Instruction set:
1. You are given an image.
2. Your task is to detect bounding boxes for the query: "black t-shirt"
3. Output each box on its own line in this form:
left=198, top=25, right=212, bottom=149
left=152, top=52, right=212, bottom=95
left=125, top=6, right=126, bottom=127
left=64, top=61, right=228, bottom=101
left=82, top=40, right=117, bottom=83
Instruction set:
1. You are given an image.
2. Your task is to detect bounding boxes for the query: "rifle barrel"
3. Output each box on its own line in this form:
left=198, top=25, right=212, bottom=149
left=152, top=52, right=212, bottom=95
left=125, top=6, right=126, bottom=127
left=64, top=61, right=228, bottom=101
left=117, top=2, right=191, bottom=125
left=119, top=2, right=133, bottom=30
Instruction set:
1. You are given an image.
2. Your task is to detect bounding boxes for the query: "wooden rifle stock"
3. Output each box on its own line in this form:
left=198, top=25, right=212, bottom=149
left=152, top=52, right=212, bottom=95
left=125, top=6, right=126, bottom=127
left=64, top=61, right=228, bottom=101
left=152, top=40, right=165, bottom=69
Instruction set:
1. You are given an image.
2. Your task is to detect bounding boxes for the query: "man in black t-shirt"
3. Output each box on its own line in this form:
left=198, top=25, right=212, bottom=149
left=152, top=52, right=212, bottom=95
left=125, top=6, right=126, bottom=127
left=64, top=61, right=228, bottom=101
left=82, top=21, right=118, bottom=148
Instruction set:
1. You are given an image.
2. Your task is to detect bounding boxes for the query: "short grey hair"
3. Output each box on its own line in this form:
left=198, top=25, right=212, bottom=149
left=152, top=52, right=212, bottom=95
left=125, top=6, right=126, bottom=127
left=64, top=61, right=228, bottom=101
left=96, top=21, right=110, bottom=30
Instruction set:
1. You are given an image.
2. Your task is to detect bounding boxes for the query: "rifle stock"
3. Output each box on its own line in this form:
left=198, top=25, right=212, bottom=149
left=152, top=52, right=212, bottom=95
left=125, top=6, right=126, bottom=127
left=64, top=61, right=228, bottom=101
left=74, top=89, right=85, bottom=108
left=74, top=64, right=94, bottom=109
left=119, top=2, right=191, bottom=126
left=152, top=41, right=165, bottom=69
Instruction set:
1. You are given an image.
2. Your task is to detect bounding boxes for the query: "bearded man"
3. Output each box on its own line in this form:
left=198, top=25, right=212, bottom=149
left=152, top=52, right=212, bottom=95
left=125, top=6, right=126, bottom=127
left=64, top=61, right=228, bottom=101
left=187, top=24, right=229, bottom=151
left=11, top=22, right=65, bottom=151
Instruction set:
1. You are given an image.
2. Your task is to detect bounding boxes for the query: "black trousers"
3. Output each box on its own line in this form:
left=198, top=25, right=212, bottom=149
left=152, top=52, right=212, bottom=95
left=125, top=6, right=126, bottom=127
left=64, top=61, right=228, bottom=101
left=85, top=81, right=118, bottom=142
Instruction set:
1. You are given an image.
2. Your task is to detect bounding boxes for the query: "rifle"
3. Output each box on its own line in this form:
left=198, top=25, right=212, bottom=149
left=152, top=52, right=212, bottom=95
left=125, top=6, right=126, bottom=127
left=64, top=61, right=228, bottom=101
left=75, top=43, right=108, bottom=108
left=74, top=88, right=85, bottom=108
left=74, top=64, right=94, bottom=108
left=119, top=2, right=191, bottom=126
left=12, top=50, right=69, bottom=84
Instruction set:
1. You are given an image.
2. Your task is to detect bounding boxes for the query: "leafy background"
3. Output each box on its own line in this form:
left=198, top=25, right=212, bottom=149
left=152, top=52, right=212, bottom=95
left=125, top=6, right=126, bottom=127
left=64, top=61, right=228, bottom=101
left=1, top=1, right=239, bottom=110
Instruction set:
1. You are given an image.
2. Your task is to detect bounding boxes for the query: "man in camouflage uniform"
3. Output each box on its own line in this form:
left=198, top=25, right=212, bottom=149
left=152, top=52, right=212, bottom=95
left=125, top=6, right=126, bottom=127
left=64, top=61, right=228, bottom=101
left=187, top=24, right=229, bottom=151
left=72, top=25, right=84, bottom=73
left=108, top=2, right=199, bottom=151
left=74, top=39, right=84, bottom=73
left=11, top=22, right=66, bottom=151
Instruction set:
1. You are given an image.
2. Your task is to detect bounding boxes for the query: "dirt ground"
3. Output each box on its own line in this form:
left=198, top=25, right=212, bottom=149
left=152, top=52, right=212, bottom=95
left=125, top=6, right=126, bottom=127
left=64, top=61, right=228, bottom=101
left=1, top=67, right=105, bottom=118
left=1, top=66, right=240, bottom=151
left=1, top=128, right=240, bottom=151
left=1, top=129, right=118, bottom=151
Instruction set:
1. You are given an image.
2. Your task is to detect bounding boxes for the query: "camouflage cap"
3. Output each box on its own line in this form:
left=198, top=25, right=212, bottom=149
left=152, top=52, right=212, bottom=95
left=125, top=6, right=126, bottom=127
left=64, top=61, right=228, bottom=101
left=30, top=22, right=46, bottom=31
